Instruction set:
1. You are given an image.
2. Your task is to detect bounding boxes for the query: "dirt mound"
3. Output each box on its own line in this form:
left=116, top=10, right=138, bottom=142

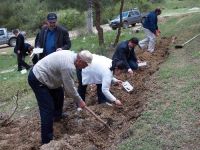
left=0, top=37, right=171, bottom=150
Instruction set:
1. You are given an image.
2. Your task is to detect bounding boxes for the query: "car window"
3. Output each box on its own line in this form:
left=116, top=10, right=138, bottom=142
left=134, top=11, right=140, bottom=15
left=0, top=30, right=4, bottom=36
left=129, top=12, right=134, bottom=16
left=116, top=12, right=128, bottom=19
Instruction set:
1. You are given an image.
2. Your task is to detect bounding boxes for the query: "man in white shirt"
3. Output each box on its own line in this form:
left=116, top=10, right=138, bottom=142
left=77, top=54, right=127, bottom=107
left=28, top=50, right=93, bottom=144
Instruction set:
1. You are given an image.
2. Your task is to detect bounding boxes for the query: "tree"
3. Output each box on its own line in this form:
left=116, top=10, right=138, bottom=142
left=87, top=0, right=93, bottom=33
left=93, top=0, right=104, bottom=46
left=113, top=0, right=124, bottom=47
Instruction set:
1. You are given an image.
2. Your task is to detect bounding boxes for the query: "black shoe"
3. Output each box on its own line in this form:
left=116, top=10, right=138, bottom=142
left=26, top=65, right=32, bottom=70
left=54, top=112, right=68, bottom=122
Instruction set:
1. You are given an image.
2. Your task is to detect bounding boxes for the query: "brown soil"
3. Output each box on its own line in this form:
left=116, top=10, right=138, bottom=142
left=0, top=37, right=172, bottom=150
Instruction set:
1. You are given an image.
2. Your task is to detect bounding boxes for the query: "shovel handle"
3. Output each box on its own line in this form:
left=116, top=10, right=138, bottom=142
left=182, top=33, right=200, bottom=46
left=84, top=106, right=116, bottom=135
left=85, top=106, right=107, bottom=124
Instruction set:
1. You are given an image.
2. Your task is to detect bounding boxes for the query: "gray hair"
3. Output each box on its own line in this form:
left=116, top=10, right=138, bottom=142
left=78, top=50, right=93, bottom=64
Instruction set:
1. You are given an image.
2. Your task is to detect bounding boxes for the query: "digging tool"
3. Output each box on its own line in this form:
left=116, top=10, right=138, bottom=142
left=84, top=106, right=116, bottom=135
left=175, top=33, right=200, bottom=49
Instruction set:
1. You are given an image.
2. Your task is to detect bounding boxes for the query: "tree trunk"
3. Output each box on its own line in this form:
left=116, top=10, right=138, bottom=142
left=113, top=0, right=124, bottom=47
left=93, top=0, right=104, bottom=46
left=87, top=0, right=93, bottom=34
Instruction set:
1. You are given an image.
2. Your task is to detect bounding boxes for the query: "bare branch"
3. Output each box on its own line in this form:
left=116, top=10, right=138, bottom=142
left=0, top=91, right=19, bottom=127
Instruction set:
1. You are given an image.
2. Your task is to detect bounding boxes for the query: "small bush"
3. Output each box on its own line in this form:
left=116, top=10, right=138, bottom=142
left=58, top=9, right=85, bottom=30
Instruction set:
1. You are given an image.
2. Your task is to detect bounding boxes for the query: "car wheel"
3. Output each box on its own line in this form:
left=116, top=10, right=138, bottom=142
left=8, top=38, right=17, bottom=47
left=123, top=21, right=129, bottom=29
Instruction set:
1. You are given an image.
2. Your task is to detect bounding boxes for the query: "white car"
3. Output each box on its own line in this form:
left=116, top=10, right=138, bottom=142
left=0, top=28, right=26, bottom=47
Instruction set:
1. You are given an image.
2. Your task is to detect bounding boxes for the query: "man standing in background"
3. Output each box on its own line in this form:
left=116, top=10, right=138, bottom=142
left=13, top=29, right=31, bottom=71
left=36, top=12, right=71, bottom=59
left=139, top=8, right=162, bottom=53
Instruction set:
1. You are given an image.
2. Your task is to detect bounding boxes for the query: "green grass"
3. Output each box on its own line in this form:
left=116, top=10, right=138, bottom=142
left=0, top=92, right=37, bottom=117
left=71, top=27, right=144, bottom=55
left=163, top=0, right=200, bottom=9
left=159, top=12, right=200, bottom=37
left=118, top=13, right=200, bottom=150
left=0, top=47, right=32, bottom=102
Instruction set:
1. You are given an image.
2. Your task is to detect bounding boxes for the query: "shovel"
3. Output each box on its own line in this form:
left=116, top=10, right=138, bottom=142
left=175, top=33, right=200, bottom=49
left=84, top=106, right=116, bottom=135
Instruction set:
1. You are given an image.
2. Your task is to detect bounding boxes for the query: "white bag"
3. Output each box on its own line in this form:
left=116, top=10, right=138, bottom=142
left=30, top=48, right=43, bottom=57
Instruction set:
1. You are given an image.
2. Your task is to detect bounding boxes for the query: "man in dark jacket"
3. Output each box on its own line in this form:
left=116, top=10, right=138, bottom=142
left=32, top=20, right=48, bottom=64
left=139, top=8, right=161, bottom=53
left=35, top=12, right=71, bottom=60
left=112, top=37, right=140, bottom=74
left=13, top=29, right=31, bottom=71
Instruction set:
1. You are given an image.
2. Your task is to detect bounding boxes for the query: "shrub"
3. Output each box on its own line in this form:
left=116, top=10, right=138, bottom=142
left=58, top=9, right=85, bottom=30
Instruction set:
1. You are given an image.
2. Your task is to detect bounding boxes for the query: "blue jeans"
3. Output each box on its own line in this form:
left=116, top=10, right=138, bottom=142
left=28, top=69, right=64, bottom=144
left=76, top=69, right=108, bottom=104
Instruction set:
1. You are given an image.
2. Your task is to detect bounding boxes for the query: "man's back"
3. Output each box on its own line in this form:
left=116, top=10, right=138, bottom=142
left=142, top=11, right=157, bottom=33
left=33, top=50, right=76, bottom=89
left=82, top=54, right=112, bottom=85
left=16, top=33, right=25, bottom=52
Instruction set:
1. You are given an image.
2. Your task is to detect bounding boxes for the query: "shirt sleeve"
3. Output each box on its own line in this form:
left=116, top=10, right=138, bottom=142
left=61, top=68, right=82, bottom=103
left=111, top=77, right=119, bottom=84
left=101, top=74, right=117, bottom=102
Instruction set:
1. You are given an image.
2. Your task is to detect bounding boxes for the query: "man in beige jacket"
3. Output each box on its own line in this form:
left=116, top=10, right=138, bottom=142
left=28, top=50, right=93, bottom=144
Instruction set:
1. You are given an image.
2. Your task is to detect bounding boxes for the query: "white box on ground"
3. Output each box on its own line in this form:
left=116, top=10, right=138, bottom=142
left=138, top=61, right=147, bottom=67
left=122, top=81, right=134, bottom=92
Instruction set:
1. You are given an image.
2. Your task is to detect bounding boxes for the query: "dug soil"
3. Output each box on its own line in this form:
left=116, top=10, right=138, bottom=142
left=0, top=37, right=172, bottom=150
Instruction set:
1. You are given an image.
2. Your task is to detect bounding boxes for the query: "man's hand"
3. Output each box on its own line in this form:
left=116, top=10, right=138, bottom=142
left=115, top=80, right=123, bottom=85
left=156, top=29, right=161, bottom=37
left=128, top=68, right=133, bottom=75
left=56, top=48, right=62, bottom=51
left=114, top=99, right=123, bottom=107
left=137, top=59, right=142, bottom=63
left=79, top=100, right=86, bottom=108
left=17, top=50, right=20, bottom=54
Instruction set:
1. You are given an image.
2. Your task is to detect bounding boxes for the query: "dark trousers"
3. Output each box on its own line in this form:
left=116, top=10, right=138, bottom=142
left=28, top=69, right=64, bottom=144
left=32, top=54, right=39, bottom=65
left=128, top=60, right=138, bottom=70
left=17, top=53, right=30, bottom=71
left=76, top=69, right=108, bottom=104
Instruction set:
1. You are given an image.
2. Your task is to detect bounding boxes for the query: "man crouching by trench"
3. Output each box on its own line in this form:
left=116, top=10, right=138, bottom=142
left=28, top=50, right=93, bottom=144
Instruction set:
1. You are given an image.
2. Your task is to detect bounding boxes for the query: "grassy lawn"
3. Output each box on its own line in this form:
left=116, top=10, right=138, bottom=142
left=118, top=13, right=200, bottom=150
left=0, top=48, right=31, bottom=100
left=163, top=0, right=200, bottom=10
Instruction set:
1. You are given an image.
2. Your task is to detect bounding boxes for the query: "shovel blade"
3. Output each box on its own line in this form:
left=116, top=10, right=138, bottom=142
left=175, top=45, right=183, bottom=49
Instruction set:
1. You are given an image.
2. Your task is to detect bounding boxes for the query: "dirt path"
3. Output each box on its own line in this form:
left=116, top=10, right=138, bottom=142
left=0, top=37, right=172, bottom=150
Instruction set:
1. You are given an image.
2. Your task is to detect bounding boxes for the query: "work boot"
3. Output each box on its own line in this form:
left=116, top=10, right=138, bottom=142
left=54, top=112, right=68, bottom=122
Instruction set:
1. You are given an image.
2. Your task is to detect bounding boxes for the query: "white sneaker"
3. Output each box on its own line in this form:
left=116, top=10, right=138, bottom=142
left=77, top=107, right=83, bottom=111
